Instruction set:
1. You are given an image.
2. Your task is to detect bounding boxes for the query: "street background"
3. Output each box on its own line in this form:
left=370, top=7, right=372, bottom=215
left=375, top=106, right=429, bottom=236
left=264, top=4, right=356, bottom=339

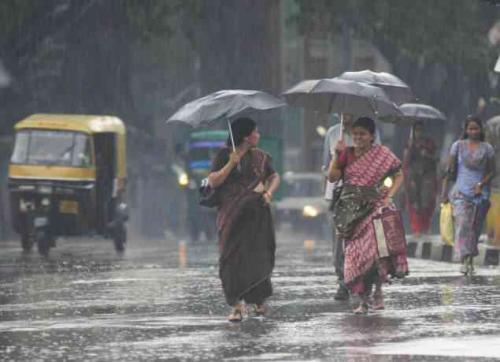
left=0, top=0, right=499, bottom=239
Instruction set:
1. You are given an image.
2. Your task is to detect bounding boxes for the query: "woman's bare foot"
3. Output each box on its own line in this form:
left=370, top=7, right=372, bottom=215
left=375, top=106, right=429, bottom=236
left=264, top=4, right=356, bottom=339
left=228, top=304, right=243, bottom=322
left=468, top=256, right=475, bottom=275
left=353, top=302, right=369, bottom=314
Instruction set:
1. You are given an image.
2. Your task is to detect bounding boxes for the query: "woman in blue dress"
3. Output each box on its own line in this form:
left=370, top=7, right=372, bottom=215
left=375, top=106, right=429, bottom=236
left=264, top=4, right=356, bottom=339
left=442, top=116, right=496, bottom=275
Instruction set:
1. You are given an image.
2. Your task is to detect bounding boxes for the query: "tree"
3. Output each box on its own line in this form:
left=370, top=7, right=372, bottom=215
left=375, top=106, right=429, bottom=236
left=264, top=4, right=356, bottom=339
left=292, top=0, right=499, bottom=131
left=0, top=0, right=197, bottom=134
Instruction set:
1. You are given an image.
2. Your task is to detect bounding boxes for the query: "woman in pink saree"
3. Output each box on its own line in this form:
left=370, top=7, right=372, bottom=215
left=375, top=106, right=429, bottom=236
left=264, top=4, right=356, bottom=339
left=328, top=117, right=408, bottom=314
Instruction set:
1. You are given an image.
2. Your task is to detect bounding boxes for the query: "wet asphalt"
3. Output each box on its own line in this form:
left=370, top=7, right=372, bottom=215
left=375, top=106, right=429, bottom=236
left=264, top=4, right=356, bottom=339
left=1, top=230, right=500, bottom=361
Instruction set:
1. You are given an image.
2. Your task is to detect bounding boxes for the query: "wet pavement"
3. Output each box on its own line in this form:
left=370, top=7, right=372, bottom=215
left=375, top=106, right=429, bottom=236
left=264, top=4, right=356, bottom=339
left=1, top=232, right=500, bottom=361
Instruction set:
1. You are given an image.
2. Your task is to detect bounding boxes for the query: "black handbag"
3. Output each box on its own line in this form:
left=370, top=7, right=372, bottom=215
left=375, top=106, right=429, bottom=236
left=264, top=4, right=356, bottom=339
left=329, top=173, right=344, bottom=212
left=199, top=178, right=220, bottom=208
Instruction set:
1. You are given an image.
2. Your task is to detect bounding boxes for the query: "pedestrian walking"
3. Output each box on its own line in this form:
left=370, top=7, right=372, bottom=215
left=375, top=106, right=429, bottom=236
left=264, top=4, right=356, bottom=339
left=485, top=117, right=500, bottom=245
left=402, top=121, right=438, bottom=237
left=322, top=114, right=380, bottom=301
left=208, top=117, right=280, bottom=322
left=441, top=116, right=496, bottom=275
left=327, top=117, right=407, bottom=314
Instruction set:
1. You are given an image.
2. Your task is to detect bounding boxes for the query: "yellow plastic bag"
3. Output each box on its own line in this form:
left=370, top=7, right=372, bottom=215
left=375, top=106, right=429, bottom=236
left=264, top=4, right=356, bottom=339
left=440, top=203, right=454, bottom=245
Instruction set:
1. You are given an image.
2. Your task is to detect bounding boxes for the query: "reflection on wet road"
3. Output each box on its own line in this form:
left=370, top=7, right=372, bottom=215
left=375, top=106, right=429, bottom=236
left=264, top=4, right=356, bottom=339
left=1, top=233, right=500, bottom=361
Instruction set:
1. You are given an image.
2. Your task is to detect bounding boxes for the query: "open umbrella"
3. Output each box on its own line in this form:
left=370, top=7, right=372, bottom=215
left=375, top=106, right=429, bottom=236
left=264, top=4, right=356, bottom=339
left=283, top=78, right=401, bottom=117
left=339, top=69, right=413, bottom=105
left=283, top=77, right=402, bottom=137
left=397, top=103, right=446, bottom=124
left=166, top=89, right=285, bottom=150
left=486, top=116, right=500, bottom=142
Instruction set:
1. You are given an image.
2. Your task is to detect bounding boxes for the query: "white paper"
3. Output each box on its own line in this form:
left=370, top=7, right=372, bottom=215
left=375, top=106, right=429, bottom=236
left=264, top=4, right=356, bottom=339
left=324, top=181, right=335, bottom=200
left=373, top=218, right=389, bottom=258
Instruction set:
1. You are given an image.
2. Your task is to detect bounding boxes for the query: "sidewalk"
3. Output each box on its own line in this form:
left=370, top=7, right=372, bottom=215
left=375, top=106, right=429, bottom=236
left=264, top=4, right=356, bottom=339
left=406, top=234, right=500, bottom=267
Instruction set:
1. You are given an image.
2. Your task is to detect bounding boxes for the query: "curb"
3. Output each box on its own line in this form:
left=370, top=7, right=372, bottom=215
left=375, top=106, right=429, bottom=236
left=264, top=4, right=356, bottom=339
left=406, top=235, right=500, bottom=267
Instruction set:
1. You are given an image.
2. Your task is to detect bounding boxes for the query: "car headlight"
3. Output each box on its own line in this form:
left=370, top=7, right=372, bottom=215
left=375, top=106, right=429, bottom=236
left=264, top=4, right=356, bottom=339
left=178, top=173, right=189, bottom=187
left=302, top=205, right=319, bottom=218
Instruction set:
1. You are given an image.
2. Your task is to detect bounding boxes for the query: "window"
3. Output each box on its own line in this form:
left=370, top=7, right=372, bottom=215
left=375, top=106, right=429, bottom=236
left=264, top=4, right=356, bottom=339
left=10, top=130, right=93, bottom=167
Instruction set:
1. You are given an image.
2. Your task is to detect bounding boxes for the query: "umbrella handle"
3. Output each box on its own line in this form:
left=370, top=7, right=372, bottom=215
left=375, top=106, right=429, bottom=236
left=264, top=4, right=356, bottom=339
left=227, top=119, right=236, bottom=152
left=227, top=119, right=241, bottom=171
left=340, top=113, right=344, bottom=141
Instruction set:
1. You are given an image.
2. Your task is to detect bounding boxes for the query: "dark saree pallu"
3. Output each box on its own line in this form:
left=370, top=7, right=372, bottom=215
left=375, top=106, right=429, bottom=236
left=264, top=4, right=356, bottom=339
left=212, top=148, right=276, bottom=306
left=336, top=145, right=409, bottom=296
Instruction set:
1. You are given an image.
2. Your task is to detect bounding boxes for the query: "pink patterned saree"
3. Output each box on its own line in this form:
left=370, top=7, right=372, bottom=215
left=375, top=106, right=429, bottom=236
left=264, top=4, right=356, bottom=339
left=340, top=145, right=409, bottom=296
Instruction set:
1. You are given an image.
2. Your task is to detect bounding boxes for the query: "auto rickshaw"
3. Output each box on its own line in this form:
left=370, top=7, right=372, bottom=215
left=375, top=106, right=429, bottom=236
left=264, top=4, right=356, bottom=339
left=8, top=114, right=128, bottom=255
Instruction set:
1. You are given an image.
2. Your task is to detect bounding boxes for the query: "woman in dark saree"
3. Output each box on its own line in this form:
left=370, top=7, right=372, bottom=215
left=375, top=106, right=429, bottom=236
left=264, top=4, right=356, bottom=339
left=403, top=121, right=438, bottom=237
left=208, top=117, right=280, bottom=322
left=328, top=117, right=408, bottom=314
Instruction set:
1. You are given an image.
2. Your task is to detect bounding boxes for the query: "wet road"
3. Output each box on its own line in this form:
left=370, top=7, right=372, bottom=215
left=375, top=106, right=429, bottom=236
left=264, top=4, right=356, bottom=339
left=1, top=232, right=500, bottom=361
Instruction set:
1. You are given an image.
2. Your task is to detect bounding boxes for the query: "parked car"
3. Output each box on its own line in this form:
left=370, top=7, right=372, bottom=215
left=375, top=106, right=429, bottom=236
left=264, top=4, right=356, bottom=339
left=274, top=172, right=330, bottom=239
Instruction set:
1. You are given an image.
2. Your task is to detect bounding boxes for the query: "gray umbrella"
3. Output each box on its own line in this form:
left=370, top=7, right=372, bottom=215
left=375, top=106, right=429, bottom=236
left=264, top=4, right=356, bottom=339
left=282, top=77, right=402, bottom=118
left=339, top=69, right=413, bottom=105
left=397, top=103, right=446, bottom=124
left=166, top=89, right=285, bottom=150
left=166, top=89, right=285, bottom=127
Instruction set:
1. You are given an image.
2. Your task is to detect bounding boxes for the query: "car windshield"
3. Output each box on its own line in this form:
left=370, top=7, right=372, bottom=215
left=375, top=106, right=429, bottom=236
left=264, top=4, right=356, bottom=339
left=283, top=178, right=322, bottom=197
left=11, top=130, right=92, bottom=167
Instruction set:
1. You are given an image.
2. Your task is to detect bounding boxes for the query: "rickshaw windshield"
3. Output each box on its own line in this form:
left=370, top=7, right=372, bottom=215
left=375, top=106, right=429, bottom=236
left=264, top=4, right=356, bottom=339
left=11, top=130, right=93, bottom=167
left=188, top=140, right=225, bottom=169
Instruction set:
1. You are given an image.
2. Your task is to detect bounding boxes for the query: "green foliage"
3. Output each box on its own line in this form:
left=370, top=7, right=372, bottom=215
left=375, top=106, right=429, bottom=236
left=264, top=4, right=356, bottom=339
left=292, top=0, right=497, bottom=74
left=124, top=0, right=199, bottom=42
left=0, top=0, right=39, bottom=46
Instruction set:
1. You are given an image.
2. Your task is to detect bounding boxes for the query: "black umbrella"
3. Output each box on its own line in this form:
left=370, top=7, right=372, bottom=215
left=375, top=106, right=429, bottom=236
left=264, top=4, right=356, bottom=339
left=339, top=69, right=414, bottom=105
left=397, top=103, right=446, bottom=124
left=283, top=77, right=402, bottom=139
left=166, top=89, right=285, bottom=150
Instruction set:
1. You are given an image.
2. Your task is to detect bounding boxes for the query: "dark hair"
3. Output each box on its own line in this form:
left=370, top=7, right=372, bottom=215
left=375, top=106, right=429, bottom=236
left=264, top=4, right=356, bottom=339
left=352, top=117, right=376, bottom=135
left=461, top=115, right=485, bottom=141
left=227, top=117, right=256, bottom=147
left=414, top=120, right=424, bottom=129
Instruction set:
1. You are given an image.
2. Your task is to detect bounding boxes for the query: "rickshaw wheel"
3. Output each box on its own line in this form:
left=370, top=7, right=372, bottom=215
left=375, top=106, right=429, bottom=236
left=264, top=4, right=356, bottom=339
left=21, top=233, right=34, bottom=253
left=113, top=224, right=127, bottom=253
left=36, top=231, right=50, bottom=256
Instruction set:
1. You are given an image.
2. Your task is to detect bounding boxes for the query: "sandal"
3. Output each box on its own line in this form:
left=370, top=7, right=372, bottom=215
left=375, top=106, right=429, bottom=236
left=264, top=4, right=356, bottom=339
left=228, top=305, right=243, bottom=322
left=372, top=291, right=385, bottom=310
left=353, top=302, right=369, bottom=315
left=254, top=304, right=267, bottom=316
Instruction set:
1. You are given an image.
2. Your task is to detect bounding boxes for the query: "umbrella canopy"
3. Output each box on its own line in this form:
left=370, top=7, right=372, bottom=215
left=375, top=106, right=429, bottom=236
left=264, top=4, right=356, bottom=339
left=282, top=77, right=402, bottom=118
left=338, top=69, right=413, bottom=105
left=166, top=89, right=285, bottom=128
left=395, top=103, right=446, bottom=124
left=486, top=116, right=500, bottom=142
left=487, top=115, right=500, bottom=127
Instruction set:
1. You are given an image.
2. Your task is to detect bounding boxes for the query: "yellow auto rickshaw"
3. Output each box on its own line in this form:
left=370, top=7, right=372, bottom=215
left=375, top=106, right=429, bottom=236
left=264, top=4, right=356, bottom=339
left=8, top=114, right=128, bottom=255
